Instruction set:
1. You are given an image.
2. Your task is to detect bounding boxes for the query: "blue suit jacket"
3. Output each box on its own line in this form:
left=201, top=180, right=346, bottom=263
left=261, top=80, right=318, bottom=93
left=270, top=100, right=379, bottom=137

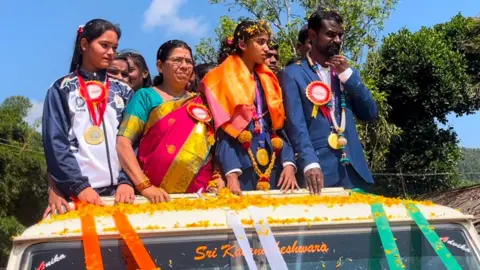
left=278, top=60, right=377, bottom=186
left=215, top=76, right=295, bottom=189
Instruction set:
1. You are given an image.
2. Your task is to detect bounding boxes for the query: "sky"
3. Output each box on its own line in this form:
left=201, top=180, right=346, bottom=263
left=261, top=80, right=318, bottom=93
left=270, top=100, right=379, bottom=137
left=0, top=0, right=479, bottom=146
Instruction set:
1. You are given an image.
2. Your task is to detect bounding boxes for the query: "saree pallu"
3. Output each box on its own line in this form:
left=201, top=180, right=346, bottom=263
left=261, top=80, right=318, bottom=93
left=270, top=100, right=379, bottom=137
left=138, top=95, right=214, bottom=193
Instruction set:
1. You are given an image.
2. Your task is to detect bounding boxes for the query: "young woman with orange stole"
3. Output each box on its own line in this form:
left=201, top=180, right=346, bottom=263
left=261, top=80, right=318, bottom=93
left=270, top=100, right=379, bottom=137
left=201, top=21, right=299, bottom=195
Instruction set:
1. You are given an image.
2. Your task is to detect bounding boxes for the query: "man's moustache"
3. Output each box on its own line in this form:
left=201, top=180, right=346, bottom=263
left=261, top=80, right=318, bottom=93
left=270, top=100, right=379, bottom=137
left=327, top=44, right=341, bottom=56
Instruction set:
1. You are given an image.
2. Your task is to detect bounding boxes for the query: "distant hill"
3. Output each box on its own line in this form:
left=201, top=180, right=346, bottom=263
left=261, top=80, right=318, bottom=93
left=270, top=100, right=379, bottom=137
left=458, top=148, right=480, bottom=183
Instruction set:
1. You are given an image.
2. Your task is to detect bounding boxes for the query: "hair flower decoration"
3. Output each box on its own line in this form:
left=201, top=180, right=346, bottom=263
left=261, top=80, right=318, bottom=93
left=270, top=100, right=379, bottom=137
left=227, top=36, right=234, bottom=45
left=77, top=25, right=84, bottom=35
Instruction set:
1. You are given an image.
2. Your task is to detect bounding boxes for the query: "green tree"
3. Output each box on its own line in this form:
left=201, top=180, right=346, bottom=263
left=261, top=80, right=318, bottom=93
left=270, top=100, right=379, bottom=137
left=356, top=57, right=402, bottom=172
left=196, top=0, right=399, bottom=66
left=195, top=16, right=239, bottom=64
left=458, top=148, right=480, bottom=183
left=434, top=14, right=480, bottom=95
left=368, top=15, right=480, bottom=196
left=0, top=96, right=47, bottom=266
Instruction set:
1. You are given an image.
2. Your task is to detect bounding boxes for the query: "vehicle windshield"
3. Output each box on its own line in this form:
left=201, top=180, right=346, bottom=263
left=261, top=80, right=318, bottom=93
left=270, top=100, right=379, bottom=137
left=22, top=223, right=479, bottom=269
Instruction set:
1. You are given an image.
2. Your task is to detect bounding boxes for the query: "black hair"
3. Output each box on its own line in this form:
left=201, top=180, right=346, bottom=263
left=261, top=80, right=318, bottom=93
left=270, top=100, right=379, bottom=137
left=153, top=40, right=193, bottom=86
left=298, top=24, right=309, bottom=45
left=308, top=7, right=344, bottom=33
left=268, top=38, right=279, bottom=51
left=118, top=49, right=152, bottom=88
left=195, top=63, right=216, bottom=81
left=113, top=54, right=129, bottom=66
left=217, top=38, right=231, bottom=64
left=219, top=20, right=272, bottom=57
left=69, top=19, right=121, bottom=73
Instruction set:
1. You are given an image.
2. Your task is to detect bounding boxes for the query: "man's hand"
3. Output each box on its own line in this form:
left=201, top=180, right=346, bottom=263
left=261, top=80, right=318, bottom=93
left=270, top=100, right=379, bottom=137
left=43, top=186, right=72, bottom=219
left=226, top=173, right=242, bottom=196
left=278, top=165, right=299, bottom=193
left=326, top=55, right=349, bottom=74
left=115, top=184, right=135, bottom=204
left=77, top=187, right=104, bottom=206
left=141, top=186, right=170, bottom=203
left=304, top=168, right=324, bottom=195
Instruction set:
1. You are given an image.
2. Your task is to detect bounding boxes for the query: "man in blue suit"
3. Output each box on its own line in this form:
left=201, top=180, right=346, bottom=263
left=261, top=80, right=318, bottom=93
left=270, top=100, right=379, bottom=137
left=278, top=7, right=378, bottom=193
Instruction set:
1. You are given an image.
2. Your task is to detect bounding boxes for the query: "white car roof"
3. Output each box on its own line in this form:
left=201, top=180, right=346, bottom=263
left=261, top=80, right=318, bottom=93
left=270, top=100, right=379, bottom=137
left=14, top=188, right=473, bottom=242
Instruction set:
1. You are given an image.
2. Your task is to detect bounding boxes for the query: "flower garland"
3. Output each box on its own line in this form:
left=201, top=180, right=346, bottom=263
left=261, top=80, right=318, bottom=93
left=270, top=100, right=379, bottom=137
left=244, top=20, right=271, bottom=36
left=45, top=190, right=434, bottom=224
left=207, top=171, right=222, bottom=189
left=238, top=131, right=283, bottom=191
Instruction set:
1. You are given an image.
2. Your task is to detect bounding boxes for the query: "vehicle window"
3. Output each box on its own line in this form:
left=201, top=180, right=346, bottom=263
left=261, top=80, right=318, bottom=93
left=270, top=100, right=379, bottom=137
left=22, top=223, right=480, bottom=269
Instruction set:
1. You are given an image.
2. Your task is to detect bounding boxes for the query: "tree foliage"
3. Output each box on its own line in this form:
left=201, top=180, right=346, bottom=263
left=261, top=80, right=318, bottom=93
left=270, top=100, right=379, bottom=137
left=196, top=0, right=399, bottom=66
left=435, top=14, right=480, bottom=88
left=367, top=15, right=480, bottom=196
left=458, top=148, right=480, bottom=183
left=356, top=58, right=402, bottom=172
left=0, top=96, right=47, bottom=266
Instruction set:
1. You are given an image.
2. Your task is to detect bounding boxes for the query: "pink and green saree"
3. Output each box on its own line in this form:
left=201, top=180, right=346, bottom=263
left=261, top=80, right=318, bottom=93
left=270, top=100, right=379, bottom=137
left=119, top=87, right=215, bottom=193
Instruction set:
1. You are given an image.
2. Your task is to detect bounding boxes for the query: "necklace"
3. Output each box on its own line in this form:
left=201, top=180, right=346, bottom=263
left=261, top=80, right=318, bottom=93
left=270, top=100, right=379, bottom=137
left=237, top=76, right=284, bottom=191
left=307, top=53, right=350, bottom=165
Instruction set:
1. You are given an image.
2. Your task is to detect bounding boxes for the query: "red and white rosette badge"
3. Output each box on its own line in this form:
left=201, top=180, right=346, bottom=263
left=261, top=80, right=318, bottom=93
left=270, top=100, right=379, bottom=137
left=306, top=81, right=332, bottom=118
left=187, top=103, right=212, bottom=123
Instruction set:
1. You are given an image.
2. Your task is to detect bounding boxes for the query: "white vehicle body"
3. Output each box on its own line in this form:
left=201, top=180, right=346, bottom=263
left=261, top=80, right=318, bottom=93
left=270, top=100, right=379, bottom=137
left=7, top=188, right=480, bottom=269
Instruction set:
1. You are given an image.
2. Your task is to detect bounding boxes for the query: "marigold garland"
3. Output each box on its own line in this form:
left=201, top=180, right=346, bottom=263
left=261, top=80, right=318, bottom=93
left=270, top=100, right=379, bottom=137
left=244, top=20, right=272, bottom=36
left=207, top=170, right=222, bottom=189
left=238, top=131, right=283, bottom=191
left=44, top=190, right=435, bottom=224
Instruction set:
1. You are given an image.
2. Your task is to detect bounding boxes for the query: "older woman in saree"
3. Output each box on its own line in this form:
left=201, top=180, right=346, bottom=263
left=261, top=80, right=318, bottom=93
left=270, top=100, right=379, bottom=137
left=117, top=40, right=224, bottom=203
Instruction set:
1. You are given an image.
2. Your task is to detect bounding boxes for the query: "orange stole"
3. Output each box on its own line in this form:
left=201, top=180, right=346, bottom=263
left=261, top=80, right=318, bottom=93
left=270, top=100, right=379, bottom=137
left=201, top=54, right=285, bottom=138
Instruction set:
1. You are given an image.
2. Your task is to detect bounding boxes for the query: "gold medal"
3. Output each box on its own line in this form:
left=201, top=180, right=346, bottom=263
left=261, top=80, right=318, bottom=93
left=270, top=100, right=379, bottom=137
left=84, top=126, right=104, bottom=145
left=256, top=148, right=269, bottom=166
left=337, top=136, right=348, bottom=148
left=328, top=133, right=341, bottom=150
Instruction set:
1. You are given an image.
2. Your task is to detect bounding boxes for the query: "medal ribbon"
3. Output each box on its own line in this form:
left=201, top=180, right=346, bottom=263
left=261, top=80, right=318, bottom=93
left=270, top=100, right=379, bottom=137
left=313, top=65, right=333, bottom=123
left=76, top=71, right=110, bottom=127
left=254, top=78, right=266, bottom=149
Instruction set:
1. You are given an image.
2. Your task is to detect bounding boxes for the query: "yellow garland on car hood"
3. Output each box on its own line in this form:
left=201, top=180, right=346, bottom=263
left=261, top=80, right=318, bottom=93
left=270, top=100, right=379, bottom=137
left=44, top=189, right=434, bottom=222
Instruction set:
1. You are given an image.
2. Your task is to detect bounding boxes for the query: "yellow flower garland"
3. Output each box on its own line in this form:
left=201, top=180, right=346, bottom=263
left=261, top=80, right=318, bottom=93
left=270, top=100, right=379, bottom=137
left=238, top=130, right=283, bottom=191
left=44, top=190, right=434, bottom=224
